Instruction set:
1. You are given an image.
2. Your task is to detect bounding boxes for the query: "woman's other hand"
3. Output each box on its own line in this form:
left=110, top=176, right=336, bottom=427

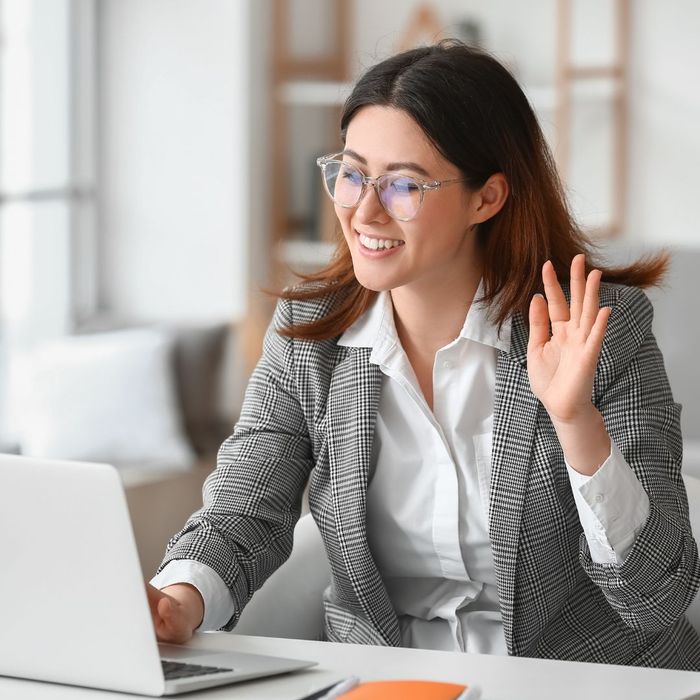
left=527, top=253, right=611, bottom=423
left=527, top=254, right=613, bottom=475
left=146, top=582, right=204, bottom=644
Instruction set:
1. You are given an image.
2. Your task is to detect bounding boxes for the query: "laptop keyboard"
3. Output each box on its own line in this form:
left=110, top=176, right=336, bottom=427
left=161, top=660, right=234, bottom=680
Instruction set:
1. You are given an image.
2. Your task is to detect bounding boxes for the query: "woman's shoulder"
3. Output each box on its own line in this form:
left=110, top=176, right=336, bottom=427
left=596, top=282, right=657, bottom=368
left=272, top=283, right=348, bottom=334
left=599, top=281, right=654, bottom=332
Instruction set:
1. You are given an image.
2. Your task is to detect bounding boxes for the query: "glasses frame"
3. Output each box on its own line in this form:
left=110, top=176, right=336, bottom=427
left=316, top=153, right=466, bottom=222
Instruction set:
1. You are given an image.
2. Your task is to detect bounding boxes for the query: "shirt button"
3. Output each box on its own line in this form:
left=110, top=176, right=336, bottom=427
left=443, top=361, right=453, bottom=369
left=610, top=514, right=619, bottom=523
left=594, top=493, right=604, bottom=503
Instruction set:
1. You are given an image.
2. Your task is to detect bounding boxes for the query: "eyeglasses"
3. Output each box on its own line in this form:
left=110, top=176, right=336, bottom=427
left=316, top=154, right=466, bottom=222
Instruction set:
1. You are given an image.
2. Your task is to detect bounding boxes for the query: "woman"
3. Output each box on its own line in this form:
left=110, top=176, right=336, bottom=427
left=148, top=41, right=700, bottom=668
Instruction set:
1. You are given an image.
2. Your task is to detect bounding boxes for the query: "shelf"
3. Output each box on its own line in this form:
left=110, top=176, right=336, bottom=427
left=277, top=78, right=619, bottom=112
left=524, top=79, right=622, bottom=113
left=277, top=80, right=353, bottom=106
left=278, top=239, right=336, bottom=269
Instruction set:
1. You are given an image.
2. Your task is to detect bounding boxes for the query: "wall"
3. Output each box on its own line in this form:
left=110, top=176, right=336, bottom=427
left=625, top=0, right=700, bottom=247
left=97, top=0, right=252, bottom=323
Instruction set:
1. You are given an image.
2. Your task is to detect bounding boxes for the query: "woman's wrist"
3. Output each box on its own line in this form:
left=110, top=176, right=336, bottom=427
left=550, top=404, right=611, bottom=477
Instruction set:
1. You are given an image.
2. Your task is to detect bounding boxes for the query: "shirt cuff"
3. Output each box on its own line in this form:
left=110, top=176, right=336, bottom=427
left=150, top=560, right=235, bottom=631
left=566, top=440, right=650, bottom=565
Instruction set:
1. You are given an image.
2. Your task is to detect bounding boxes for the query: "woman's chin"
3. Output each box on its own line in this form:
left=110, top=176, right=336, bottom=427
left=353, top=269, right=396, bottom=293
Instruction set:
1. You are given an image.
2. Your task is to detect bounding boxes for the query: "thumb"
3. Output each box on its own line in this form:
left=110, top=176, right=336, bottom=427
left=158, top=596, right=173, bottom=624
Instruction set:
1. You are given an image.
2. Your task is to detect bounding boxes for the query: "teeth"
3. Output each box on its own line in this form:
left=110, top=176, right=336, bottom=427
left=359, top=233, right=404, bottom=250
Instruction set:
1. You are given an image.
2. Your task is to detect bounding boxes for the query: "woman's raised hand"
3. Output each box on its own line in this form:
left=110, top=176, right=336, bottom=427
left=527, top=254, right=612, bottom=425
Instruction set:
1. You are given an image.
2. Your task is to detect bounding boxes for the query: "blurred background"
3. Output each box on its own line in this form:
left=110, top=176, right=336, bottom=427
left=0, top=0, right=698, bottom=572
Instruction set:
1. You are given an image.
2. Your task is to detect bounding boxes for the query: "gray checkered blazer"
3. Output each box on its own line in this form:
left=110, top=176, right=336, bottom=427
left=161, top=281, right=700, bottom=669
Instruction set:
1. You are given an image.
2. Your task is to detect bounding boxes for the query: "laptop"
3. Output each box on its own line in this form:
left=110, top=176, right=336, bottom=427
left=0, top=454, right=316, bottom=696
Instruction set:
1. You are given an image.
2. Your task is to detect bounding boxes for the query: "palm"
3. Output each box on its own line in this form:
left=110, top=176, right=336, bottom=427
left=527, top=255, right=611, bottom=423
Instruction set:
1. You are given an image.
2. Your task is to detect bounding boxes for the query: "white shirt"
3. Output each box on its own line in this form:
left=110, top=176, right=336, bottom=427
left=152, top=288, right=650, bottom=645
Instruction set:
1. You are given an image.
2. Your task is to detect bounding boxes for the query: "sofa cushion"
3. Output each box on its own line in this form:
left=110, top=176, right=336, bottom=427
left=76, top=316, right=234, bottom=457
left=17, top=328, right=194, bottom=469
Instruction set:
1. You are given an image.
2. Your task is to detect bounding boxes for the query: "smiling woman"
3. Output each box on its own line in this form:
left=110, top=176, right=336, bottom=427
left=149, top=40, right=700, bottom=671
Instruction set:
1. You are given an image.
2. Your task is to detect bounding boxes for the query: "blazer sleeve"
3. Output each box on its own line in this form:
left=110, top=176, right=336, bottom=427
left=580, top=284, right=700, bottom=633
left=157, top=297, right=314, bottom=630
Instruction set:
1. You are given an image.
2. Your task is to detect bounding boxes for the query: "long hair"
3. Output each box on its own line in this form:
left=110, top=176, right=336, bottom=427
left=278, top=40, right=667, bottom=340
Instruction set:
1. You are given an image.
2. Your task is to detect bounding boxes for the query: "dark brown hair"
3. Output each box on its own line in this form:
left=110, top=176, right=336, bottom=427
left=278, top=40, right=667, bottom=340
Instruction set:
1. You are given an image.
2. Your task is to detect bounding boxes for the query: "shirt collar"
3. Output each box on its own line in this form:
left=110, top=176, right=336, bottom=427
left=337, top=280, right=512, bottom=356
left=460, top=281, right=511, bottom=353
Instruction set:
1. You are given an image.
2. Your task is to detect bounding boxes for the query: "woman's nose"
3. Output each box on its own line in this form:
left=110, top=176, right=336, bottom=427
left=354, top=183, right=391, bottom=225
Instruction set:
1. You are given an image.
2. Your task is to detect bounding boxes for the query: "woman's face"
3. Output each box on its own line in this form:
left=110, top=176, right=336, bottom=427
left=335, top=105, right=482, bottom=295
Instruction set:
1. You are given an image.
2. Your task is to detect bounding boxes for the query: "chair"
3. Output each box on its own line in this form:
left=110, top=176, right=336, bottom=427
left=232, top=513, right=330, bottom=640
left=682, top=473, right=700, bottom=633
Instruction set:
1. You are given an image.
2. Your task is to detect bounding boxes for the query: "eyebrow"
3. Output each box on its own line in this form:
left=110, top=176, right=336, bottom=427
left=340, top=149, right=432, bottom=178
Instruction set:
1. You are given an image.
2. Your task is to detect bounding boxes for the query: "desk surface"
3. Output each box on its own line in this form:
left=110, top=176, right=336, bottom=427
left=3, top=633, right=700, bottom=700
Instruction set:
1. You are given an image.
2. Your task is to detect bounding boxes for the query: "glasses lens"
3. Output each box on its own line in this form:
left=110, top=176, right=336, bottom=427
left=322, top=160, right=363, bottom=207
left=378, top=175, right=422, bottom=221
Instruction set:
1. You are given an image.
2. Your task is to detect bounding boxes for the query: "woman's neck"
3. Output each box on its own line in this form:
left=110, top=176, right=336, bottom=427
left=390, top=271, right=482, bottom=358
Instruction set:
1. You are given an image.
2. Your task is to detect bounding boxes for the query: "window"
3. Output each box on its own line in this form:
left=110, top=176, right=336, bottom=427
left=0, top=0, right=96, bottom=443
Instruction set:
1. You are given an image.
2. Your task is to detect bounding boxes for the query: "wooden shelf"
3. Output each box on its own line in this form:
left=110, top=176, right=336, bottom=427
left=277, top=239, right=335, bottom=270
left=525, top=79, right=622, bottom=113
left=277, top=80, right=353, bottom=106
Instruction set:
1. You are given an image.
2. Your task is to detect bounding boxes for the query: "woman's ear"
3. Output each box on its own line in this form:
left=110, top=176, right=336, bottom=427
left=472, top=173, right=509, bottom=225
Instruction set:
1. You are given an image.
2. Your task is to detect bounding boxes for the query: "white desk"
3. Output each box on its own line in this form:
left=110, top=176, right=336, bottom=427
left=3, top=633, right=700, bottom=700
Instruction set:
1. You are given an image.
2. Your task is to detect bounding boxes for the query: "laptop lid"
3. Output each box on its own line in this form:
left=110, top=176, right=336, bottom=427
left=0, top=455, right=317, bottom=696
left=0, top=454, right=166, bottom=695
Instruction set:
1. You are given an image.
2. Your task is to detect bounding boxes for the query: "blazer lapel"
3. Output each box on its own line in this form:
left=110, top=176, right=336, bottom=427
left=326, top=346, right=402, bottom=646
left=489, top=312, right=540, bottom=655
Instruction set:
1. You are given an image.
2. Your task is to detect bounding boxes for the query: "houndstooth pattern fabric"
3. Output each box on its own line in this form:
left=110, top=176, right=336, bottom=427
left=160, top=282, right=700, bottom=669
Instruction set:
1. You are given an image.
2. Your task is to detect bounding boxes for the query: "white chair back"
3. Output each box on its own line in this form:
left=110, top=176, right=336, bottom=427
left=682, top=473, right=700, bottom=633
left=233, top=513, right=330, bottom=640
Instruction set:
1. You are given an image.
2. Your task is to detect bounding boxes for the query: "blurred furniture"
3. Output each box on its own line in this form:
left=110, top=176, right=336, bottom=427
left=266, top=1, right=631, bottom=300
left=234, top=513, right=329, bottom=640
left=73, top=319, right=245, bottom=578
left=683, top=473, right=700, bottom=633
left=122, top=461, right=214, bottom=579
left=555, top=0, right=630, bottom=237
left=118, top=322, right=244, bottom=577
left=269, top=0, right=349, bottom=288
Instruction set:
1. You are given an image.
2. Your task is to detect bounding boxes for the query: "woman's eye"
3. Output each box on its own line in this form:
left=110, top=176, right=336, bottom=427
left=341, top=169, right=362, bottom=184
left=391, top=178, right=419, bottom=193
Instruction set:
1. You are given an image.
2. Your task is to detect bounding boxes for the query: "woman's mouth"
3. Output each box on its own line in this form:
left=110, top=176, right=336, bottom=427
left=357, top=232, right=405, bottom=251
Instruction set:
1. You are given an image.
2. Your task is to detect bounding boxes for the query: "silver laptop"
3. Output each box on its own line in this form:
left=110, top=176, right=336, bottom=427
left=0, top=454, right=316, bottom=696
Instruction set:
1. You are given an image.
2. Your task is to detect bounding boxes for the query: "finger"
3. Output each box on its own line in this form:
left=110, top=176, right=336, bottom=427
left=580, top=268, right=603, bottom=334
left=569, top=254, right=586, bottom=326
left=542, top=260, right=569, bottom=324
left=585, top=306, right=612, bottom=356
left=528, top=293, right=550, bottom=352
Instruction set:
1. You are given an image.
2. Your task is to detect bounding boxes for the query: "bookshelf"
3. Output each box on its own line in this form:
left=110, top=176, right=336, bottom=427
left=266, top=0, right=630, bottom=289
